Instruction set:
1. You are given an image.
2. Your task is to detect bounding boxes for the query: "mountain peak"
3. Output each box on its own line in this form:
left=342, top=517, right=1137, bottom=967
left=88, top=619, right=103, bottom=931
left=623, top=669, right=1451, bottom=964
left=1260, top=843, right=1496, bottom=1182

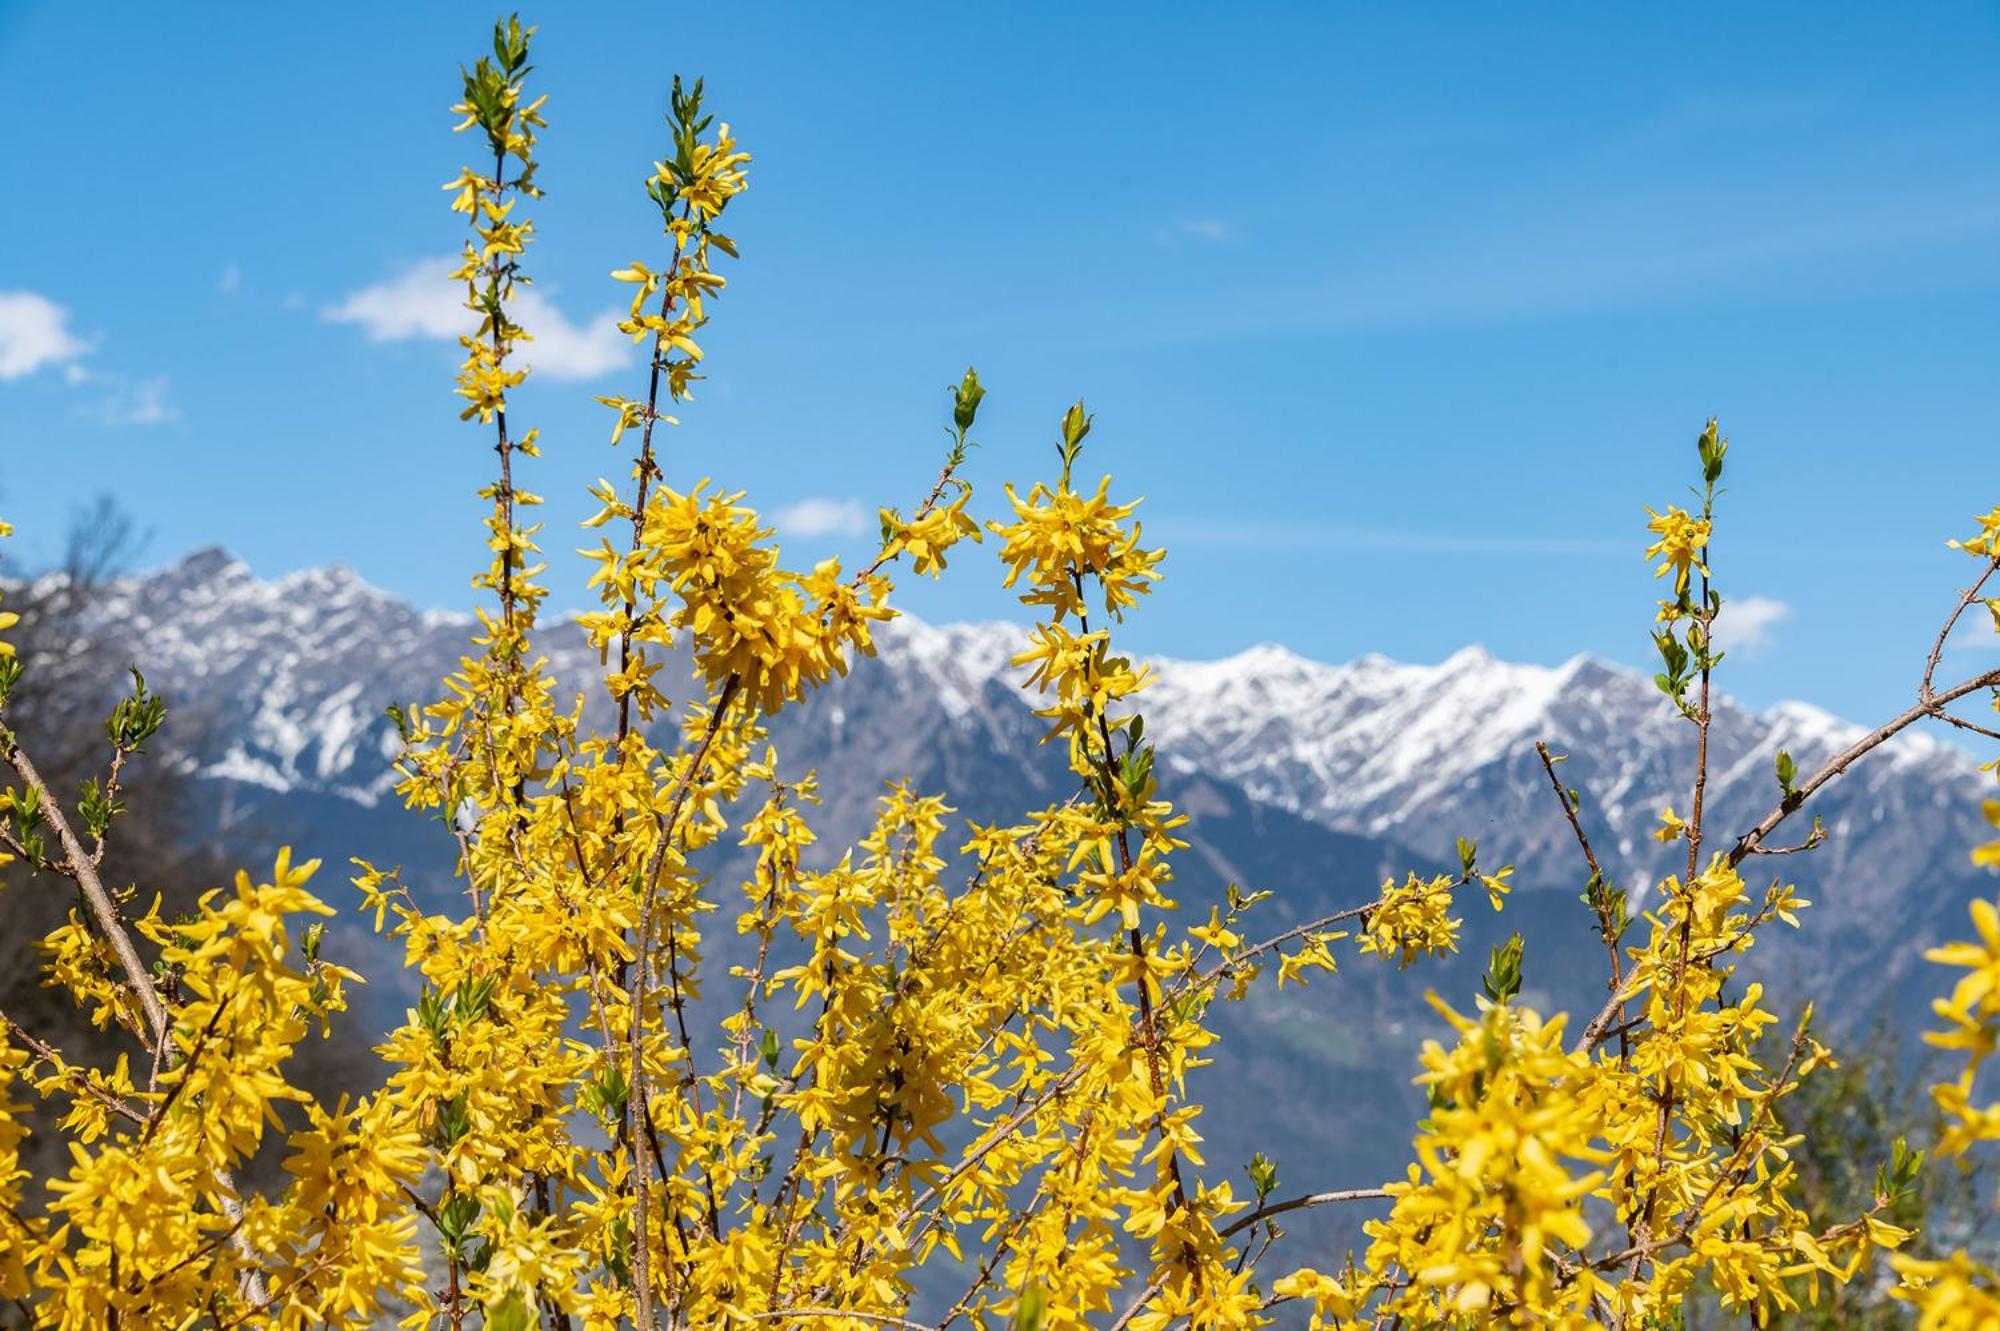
left=171, top=545, right=250, bottom=580
left=76, top=552, right=1982, bottom=845
left=1226, top=641, right=1317, bottom=672
left=139, top=545, right=254, bottom=599
left=1555, top=651, right=1626, bottom=687
left=1439, top=642, right=1495, bottom=670
left=275, top=562, right=372, bottom=597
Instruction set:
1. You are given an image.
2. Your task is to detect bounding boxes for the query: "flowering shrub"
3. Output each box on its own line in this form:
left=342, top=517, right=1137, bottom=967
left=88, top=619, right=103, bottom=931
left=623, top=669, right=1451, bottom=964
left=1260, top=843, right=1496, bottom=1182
left=2, top=17, right=1998, bottom=1330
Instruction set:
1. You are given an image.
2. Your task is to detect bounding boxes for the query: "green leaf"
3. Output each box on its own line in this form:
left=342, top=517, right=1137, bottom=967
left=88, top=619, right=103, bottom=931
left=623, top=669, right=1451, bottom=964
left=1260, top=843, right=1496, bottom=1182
left=488, top=1289, right=532, bottom=1331
left=1013, top=1284, right=1048, bottom=1331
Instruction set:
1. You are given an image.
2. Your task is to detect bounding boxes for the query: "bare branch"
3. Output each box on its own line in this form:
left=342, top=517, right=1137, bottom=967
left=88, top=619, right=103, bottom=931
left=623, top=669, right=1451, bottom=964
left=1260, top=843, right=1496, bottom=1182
left=1216, top=1186, right=1391, bottom=1239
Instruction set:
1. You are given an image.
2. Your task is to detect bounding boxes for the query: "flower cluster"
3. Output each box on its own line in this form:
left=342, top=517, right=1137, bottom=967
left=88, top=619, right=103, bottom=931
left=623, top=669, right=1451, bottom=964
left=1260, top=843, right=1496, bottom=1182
left=0, top=518, right=16, bottom=660
left=1893, top=612, right=2000, bottom=1329
left=2, top=21, right=1993, bottom=1331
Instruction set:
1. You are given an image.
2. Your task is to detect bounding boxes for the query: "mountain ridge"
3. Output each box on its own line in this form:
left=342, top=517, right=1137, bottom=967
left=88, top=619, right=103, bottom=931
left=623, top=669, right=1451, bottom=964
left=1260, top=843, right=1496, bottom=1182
left=15, top=544, right=1998, bottom=1256
left=67, top=546, right=1980, bottom=817
left=38, top=547, right=1993, bottom=1005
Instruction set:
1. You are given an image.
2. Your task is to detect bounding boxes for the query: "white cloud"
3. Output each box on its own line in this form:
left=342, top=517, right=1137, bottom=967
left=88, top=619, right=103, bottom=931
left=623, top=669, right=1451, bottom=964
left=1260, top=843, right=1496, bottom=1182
left=1946, top=602, right=2000, bottom=653
left=1711, top=595, right=1792, bottom=655
left=218, top=264, right=242, bottom=295
left=324, top=259, right=462, bottom=340
left=0, top=292, right=174, bottom=426
left=325, top=257, right=633, bottom=381
left=772, top=497, right=869, bottom=539
left=90, top=375, right=179, bottom=426
left=0, top=291, right=91, bottom=381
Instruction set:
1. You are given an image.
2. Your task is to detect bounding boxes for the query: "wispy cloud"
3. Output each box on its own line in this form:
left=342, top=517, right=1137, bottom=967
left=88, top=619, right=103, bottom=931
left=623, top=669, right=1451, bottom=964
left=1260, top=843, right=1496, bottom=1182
left=325, top=257, right=633, bottom=381
left=1711, top=594, right=1791, bottom=654
left=0, top=291, right=91, bottom=381
left=772, top=497, right=869, bottom=539
left=1946, top=602, right=2000, bottom=654
left=1167, top=517, right=1622, bottom=556
left=1103, top=113, right=2000, bottom=348
left=90, top=375, right=179, bottom=427
left=218, top=264, right=242, bottom=295
left=0, top=291, right=179, bottom=426
left=1157, top=218, right=1235, bottom=249
left=1296, top=191, right=2000, bottom=338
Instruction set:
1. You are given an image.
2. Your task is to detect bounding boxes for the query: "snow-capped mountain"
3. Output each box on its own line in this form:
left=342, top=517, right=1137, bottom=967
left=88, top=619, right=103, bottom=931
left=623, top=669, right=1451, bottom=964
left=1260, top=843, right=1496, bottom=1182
left=78, top=543, right=1984, bottom=815
left=62, top=547, right=2000, bottom=903
left=1144, top=638, right=1982, bottom=887
left=19, top=547, right=2000, bottom=1249
left=85, top=547, right=1986, bottom=883
left=43, top=548, right=2000, bottom=1009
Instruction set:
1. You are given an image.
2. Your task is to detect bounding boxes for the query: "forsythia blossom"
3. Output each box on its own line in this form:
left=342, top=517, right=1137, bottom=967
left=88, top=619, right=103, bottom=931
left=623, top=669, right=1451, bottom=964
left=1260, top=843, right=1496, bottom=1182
left=0, top=25, right=1985, bottom=1331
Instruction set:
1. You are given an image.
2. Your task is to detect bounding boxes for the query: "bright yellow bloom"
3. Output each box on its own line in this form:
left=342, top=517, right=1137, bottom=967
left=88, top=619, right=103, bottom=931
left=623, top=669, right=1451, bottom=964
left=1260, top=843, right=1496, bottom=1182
left=0, top=26, right=1968, bottom=1331
left=1947, top=504, right=2000, bottom=559
left=1644, top=504, right=1712, bottom=592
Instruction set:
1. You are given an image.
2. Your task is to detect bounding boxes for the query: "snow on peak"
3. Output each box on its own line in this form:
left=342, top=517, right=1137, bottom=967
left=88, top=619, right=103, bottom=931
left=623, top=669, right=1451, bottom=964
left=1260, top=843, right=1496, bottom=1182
left=1764, top=700, right=1852, bottom=746
left=1440, top=642, right=1496, bottom=670
left=874, top=617, right=1025, bottom=719
left=1229, top=642, right=1316, bottom=671
left=51, top=552, right=1982, bottom=873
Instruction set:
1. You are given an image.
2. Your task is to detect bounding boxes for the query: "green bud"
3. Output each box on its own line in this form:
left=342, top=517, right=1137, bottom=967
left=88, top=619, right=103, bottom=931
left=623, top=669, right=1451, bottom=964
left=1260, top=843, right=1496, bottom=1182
left=78, top=777, right=118, bottom=840
left=106, top=666, right=166, bottom=753
left=951, top=367, right=985, bottom=434
left=1055, top=399, right=1094, bottom=486
left=1481, top=933, right=1525, bottom=1004
left=1775, top=749, right=1798, bottom=799
left=1697, top=417, right=1728, bottom=486
left=1246, top=1151, right=1280, bottom=1201
left=1060, top=400, right=1092, bottom=451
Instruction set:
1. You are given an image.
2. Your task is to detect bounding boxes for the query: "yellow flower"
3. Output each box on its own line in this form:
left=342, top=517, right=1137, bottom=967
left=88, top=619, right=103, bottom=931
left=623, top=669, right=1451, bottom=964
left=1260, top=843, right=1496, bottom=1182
left=1946, top=504, right=2000, bottom=559
left=0, top=516, right=15, bottom=658
left=1644, top=504, right=1712, bottom=592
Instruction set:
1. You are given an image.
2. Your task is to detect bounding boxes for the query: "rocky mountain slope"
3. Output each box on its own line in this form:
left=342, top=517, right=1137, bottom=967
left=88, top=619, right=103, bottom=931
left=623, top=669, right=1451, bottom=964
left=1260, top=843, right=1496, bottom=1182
left=23, top=548, right=1998, bottom=1248
left=87, top=549, right=1991, bottom=1005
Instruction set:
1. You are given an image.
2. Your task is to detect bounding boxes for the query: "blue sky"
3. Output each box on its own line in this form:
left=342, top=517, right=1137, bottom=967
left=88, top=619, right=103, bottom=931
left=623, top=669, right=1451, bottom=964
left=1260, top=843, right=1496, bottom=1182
left=2, top=2, right=1997, bottom=724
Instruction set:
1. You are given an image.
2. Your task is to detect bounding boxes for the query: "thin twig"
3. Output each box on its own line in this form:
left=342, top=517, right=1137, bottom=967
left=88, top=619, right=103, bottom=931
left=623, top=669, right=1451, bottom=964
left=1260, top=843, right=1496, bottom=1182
left=1215, top=1187, right=1391, bottom=1240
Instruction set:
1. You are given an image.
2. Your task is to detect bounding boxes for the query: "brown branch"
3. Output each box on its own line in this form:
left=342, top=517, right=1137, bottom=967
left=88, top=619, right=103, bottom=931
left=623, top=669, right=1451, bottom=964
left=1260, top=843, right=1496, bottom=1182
left=1535, top=742, right=1629, bottom=1062
left=0, top=1007, right=147, bottom=1126
left=1728, top=665, right=2000, bottom=868
left=3, top=737, right=169, bottom=1050
left=1106, top=1272, right=1172, bottom=1331
left=1920, top=556, right=1999, bottom=706
left=1534, top=743, right=1610, bottom=889
left=628, top=675, right=741, bottom=1323
left=1215, top=1186, right=1391, bottom=1240
left=4, top=728, right=269, bottom=1303
left=748, top=1312, right=936, bottom=1330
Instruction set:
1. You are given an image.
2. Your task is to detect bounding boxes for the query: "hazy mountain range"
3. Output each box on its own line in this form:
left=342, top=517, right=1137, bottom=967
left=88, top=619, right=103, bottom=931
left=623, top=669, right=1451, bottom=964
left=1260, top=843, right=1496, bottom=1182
left=36, top=547, right=2000, bottom=1251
